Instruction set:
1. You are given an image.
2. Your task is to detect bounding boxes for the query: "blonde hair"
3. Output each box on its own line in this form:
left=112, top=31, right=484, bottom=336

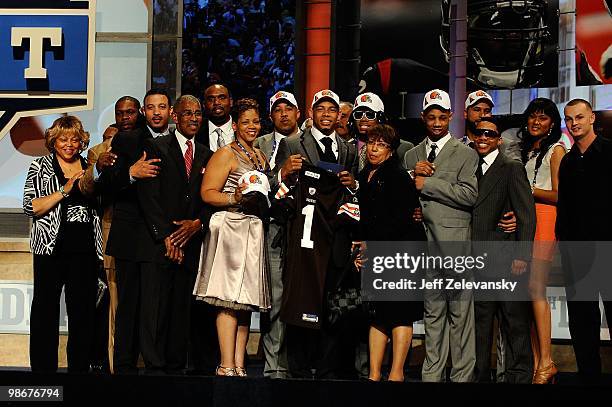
left=44, top=116, right=90, bottom=153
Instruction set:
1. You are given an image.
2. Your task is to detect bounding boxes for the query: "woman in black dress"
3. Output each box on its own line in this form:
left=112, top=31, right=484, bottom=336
left=355, top=124, right=425, bottom=382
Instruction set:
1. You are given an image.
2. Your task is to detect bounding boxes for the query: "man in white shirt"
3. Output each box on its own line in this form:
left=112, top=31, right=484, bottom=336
left=403, top=89, right=478, bottom=383
left=197, top=84, right=233, bottom=150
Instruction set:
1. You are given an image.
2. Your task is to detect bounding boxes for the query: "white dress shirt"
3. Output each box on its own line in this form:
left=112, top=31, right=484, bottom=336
left=269, top=131, right=286, bottom=170
left=208, top=118, right=234, bottom=151
left=147, top=125, right=170, bottom=138
left=480, top=148, right=499, bottom=176
left=311, top=126, right=338, bottom=159
left=175, top=129, right=195, bottom=161
left=426, top=132, right=452, bottom=159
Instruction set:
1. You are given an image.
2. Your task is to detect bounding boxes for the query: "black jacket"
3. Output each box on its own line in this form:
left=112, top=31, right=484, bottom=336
left=137, top=131, right=213, bottom=267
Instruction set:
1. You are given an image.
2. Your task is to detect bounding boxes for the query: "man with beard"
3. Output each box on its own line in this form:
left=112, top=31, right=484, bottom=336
left=336, top=101, right=353, bottom=142
left=255, top=91, right=301, bottom=379
left=137, top=95, right=213, bottom=374
left=80, top=95, right=143, bottom=372
left=196, top=84, right=233, bottom=150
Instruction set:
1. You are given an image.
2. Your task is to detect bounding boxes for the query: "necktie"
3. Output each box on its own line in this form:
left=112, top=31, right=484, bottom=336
left=427, top=143, right=438, bottom=163
left=185, top=139, right=193, bottom=178
left=476, top=156, right=485, bottom=180
left=359, top=144, right=367, bottom=171
left=215, top=128, right=225, bottom=149
left=320, top=137, right=336, bottom=163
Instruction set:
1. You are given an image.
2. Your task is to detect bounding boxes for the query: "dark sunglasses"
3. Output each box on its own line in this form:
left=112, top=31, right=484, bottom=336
left=473, top=128, right=500, bottom=138
left=352, top=110, right=377, bottom=120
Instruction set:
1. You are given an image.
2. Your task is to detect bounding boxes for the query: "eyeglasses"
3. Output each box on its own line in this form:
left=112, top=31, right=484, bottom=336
left=473, top=128, right=500, bottom=139
left=178, top=110, right=203, bottom=118
left=366, top=140, right=391, bottom=149
left=352, top=110, right=377, bottom=121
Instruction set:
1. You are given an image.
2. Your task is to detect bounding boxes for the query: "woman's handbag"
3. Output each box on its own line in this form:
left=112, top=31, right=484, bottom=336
left=326, top=247, right=362, bottom=326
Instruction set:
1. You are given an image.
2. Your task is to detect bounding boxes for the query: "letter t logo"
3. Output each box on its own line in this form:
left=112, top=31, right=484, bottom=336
left=11, top=27, right=63, bottom=79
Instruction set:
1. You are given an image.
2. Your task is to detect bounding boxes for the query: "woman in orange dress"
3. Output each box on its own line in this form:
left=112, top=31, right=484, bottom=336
left=519, top=98, right=567, bottom=384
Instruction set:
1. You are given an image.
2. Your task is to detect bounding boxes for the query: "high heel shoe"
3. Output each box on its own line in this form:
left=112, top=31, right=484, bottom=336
left=216, top=366, right=237, bottom=377
left=533, top=362, right=558, bottom=384
left=235, top=367, right=247, bottom=377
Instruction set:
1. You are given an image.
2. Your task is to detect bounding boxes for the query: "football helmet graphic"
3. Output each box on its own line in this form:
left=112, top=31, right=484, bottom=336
left=440, top=0, right=553, bottom=89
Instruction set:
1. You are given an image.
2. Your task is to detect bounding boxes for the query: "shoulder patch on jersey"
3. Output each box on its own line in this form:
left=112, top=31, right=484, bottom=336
left=337, top=202, right=361, bottom=221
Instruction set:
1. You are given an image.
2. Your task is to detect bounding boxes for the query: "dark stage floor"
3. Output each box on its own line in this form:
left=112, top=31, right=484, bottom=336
left=1, top=367, right=611, bottom=406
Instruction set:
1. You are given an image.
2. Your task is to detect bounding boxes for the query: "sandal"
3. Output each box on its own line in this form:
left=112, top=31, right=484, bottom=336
left=216, top=365, right=237, bottom=377
left=235, top=367, right=247, bottom=377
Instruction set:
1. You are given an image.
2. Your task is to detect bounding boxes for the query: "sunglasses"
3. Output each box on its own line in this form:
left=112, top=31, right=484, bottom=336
left=473, top=128, right=500, bottom=138
left=352, top=110, right=377, bottom=120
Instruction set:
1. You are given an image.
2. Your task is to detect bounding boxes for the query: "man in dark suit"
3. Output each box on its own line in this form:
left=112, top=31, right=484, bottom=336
left=192, top=83, right=233, bottom=374
left=273, top=89, right=359, bottom=378
left=100, top=90, right=173, bottom=374
left=137, top=95, right=213, bottom=374
left=195, top=84, right=233, bottom=150
left=470, top=117, right=536, bottom=384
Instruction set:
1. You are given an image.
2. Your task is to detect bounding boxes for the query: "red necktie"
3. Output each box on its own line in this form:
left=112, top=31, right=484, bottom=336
left=184, top=139, right=193, bottom=178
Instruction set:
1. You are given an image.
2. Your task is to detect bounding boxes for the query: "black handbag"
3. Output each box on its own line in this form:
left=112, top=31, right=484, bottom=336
left=326, top=247, right=362, bottom=326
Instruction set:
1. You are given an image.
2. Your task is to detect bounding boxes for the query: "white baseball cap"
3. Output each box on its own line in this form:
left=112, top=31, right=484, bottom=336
left=465, top=90, right=494, bottom=109
left=353, top=92, right=385, bottom=112
left=311, top=89, right=340, bottom=108
left=269, top=91, right=298, bottom=113
left=238, top=170, right=271, bottom=207
left=422, top=89, right=452, bottom=112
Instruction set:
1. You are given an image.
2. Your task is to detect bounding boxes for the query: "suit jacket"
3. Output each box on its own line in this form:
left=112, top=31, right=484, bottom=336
left=471, top=151, right=536, bottom=261
left=272, top=128, right=359, bottom=190
left=81, top=139, right=114, bottom=269
left=403, top=136, right=478, bottom=242
left=499, top=137, right=521, bottom=162
left=137, top=131, right=213, bottom=267
left=100, top=128, right=158, bottom=262
left=194, top=119, right=211, bottom=148
left=255, top=130, right=305, bottom=161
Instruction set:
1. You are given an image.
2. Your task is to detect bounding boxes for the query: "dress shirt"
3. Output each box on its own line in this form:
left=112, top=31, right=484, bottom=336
left=208, top=118, right=234, bottom=151
left=311, top=126, right=338, bottom=159
left=426, top=132, right=452, bottom=159
left=480, top=148, right=499, bottom=175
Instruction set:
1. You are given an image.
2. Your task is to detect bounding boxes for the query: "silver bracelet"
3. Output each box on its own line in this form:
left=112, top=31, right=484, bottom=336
left=59, top=185, right=69, bottom=198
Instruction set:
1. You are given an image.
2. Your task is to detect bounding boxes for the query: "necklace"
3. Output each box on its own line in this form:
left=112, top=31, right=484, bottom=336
left=235, top=139, right=265, bottom=173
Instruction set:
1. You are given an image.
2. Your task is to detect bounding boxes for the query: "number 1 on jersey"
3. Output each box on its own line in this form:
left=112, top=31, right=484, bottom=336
left=300, top=204, right=315, bottom=249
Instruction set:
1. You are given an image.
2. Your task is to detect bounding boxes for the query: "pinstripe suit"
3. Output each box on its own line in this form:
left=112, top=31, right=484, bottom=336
left=471, top=150, right=536, bottom=383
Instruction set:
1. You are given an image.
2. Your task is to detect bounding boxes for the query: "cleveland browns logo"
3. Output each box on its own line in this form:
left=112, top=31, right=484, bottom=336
left=429, top=91, right=442, bottom=100
left=321, top=90, right=332, bottom=96
left=475, top=90, right=487, bottom=97
left=274, top=91, right=286, bottom=100
left=360, top=94, right=372, bottom=103
left=249, top=174, right=261, bottom=184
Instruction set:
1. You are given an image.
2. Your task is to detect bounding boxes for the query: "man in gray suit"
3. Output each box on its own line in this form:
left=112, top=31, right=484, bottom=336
left=403, top=89, right=478, bottom=382
left=254, top=91, right=301, bottom=379
left=471, top=117, right=535, bottom=383
left=461, top=90, right=521, bottom=161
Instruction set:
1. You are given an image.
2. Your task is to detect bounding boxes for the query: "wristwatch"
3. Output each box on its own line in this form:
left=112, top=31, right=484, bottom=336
left=59, top=185, right=70, bottom=198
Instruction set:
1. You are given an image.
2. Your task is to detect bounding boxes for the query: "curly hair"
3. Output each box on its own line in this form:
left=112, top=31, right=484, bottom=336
left=44, top=116, right=90, bottom=154
left=518, top=98, right=562, bottom=170
left=230, top=98, right=259, bottom=122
